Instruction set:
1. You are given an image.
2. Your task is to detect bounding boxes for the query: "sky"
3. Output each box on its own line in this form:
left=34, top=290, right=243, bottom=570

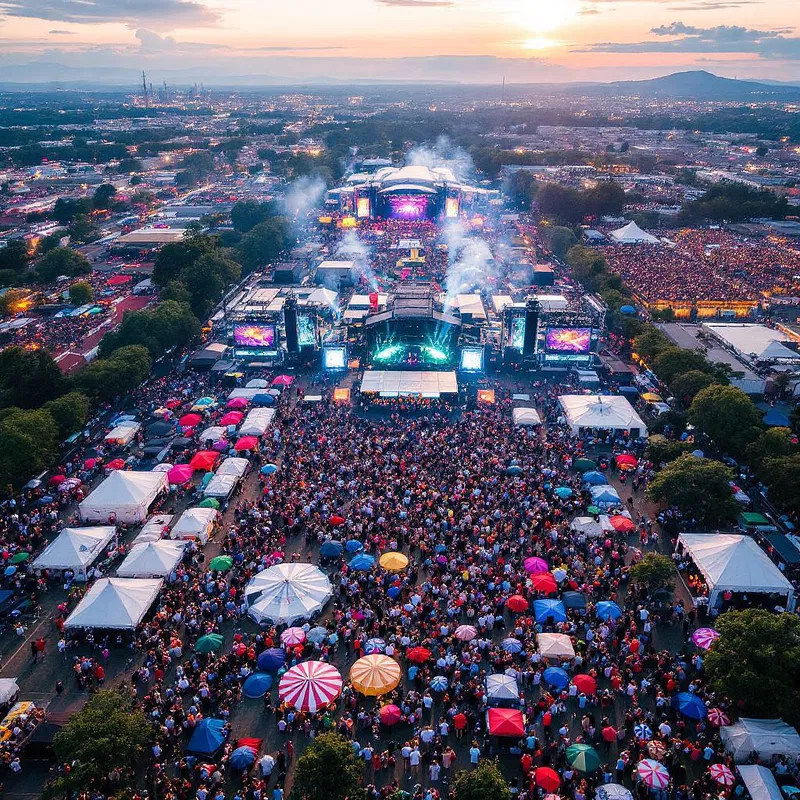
left=0, top=0, right=798, bottom=84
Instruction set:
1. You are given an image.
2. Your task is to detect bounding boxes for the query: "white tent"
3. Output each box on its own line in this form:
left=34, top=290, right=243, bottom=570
left=199, top=426, right=227, bottom=443
left=537, top=632, right=576, bottom=660
left=678, top=534, right=795, bottom=611
left=738, top=766, right=782, bottom=800
left=559, top=395, right=647, bottom=437
left=246, top=379, right=269, bottom=389
left=203, top=473, right=238, bottom=499
left=217, top=457, right=249, bottom=478
left=79, top=471, right=168, bottom=524
left=133, top=514, right=173, bottom=546
left=589, top=485, right=622, bottom=508
left=117, top=540, right=186, bottom=578
left=720, top=719, right=800, bottom=762
left=610, top=221, right=660, bottom=244
left=246, top=563, right=332, bottom=625
left=570, top=516, right=605, bottom=537
left=0, top=679, right=19, bottom=706
left=63, top=578, right=162, bottom=629
left=238, top=408, right=275, bottom=437
left=513, top=407, right=542, bottom=426
left=486, top=673, right=520, bottom=703
left=170, top=507, right=218, bottom=544
left=32, top=526, right=116, bottom=579
left=105, top=421, right=140, bottom=447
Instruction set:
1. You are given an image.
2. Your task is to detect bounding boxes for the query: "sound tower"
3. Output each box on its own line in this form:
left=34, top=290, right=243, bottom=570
left=284, top=295, right=299, bottom=354
left=523, top=298, right=540, bottom=356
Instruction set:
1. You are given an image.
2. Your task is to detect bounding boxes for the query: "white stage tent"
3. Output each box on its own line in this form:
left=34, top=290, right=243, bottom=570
left=63, top=578, right=163, bottom=629
left=32, top=526, right=116, bottom=580
left=513, top=407, right=542, bottom=426
left=678, top=534, right=795, bottom=611
left=79, top=471, right=168, bottom=524
left=738, top=766, right=783, bottom=800
left=246, top=563, right=332, bottom=625
left=217, top=457, right=249, bottom=478
left=721, top=719, right=800, bottom=763
left=558, top=395, right=647, bottom=437
left=238, top=408, right=275, bottom=437
left=537, top=632, right=576, bottom=660
left=170, top=507, right=218, bottom=544
left=203, top=473, right=238, bottom=499
left=360, top=371, right=458, bottom=398
left=610, top=221, right=660, bottom=244
left=117, top=540, right=186, bottom=578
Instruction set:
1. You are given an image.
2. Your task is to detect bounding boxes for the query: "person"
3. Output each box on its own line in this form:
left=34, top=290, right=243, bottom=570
left=469, top=741, right=481, bottom=766
left=259, top=753, right=275, bottom=778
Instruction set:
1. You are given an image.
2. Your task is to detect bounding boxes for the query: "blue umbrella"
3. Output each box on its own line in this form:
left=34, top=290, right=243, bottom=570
left=507, top=465, right=523, bottom=476
left=634, top=723, right=652, bottom=739
left=596, top=601, right=623, bottom=620
left=534, top=599, right=567, bottom=624
left=257, top=648, right=285, bottom=672
left=350, top=553, right=375, bottom=571
left=501, top=637, right=523, bottom=654
left=434, top=544, right=448, bottom=553
left=673, top=692, right=707, bottom=719
left=345, top=539, right=363, bottom=553
left=561, top=591, right=586, bottom=610
left=3, top=566, right=16, bottom=577
left=430, top=675, right=449, bottom=692
left=230, top=746, right=257, bottom=769
left=582, top=471, right=607, bottom=486
left=620, top=305, right=636, bottom=315
left=242, top=672, right=274, bottom=698
left=320, top=541, right=343, bottom=558
left=365, top=638, right=386, bottom=654
left=543, top=666, right=570, bottom=690
left=252, top=394, right=275, bottom=406
left=260, top=463, right=278, bottom=475
left=387, top=585, right=401, bottom=599
left=554, top=486, right=573, bottom=499
left=307, top=626, right=328, bottom=644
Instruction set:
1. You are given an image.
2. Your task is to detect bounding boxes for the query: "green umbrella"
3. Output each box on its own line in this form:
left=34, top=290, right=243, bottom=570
left=195, top=633, right=224, bottom=653
left=587, top=505, right=601, bottom=516
left=208, top=555, right=233, bottom=572
left=566, top=743, right=601, bottom=772
left=574, top=458, right=596, bottom=472
left=9, top=552, right=30, bottom=565
left=198, top=497, right=220, bottom=509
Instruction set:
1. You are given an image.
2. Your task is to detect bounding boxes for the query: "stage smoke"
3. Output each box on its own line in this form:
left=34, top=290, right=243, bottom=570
left=280, top=175, right=327, bottom=233
left=336, top=230, right=379, bottom=291
left=442, top=220, right=496, bottom=312
left=407, top=135, right=475, bottom=182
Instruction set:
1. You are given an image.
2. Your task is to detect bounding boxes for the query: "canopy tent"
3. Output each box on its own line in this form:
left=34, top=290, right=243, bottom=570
left=187, top=718, right=226, bottom=755
left=203, top=473, right=239, bottom=499
left=513, top=407, right=542, bottom=426
left=246, top=563, right=333, bottom=625
left=720, top=718, right=800, bottom=763
left=610, top=221, right=660, bottom=244
left=63, top=578, right=162, bottom=629
left=199, top=426, right=227, bottom=443
left=486, top=673, right=520, bottom=705
left=487, top=708, right=525, bottom=737
left=0, top=679, right=19, bottom=706
left=105, top=421, right=141, bottom=447
left=589, top=485, right=622, bottom=508
left=570, top=516, right=605, bottom=537
left=217, top=457, right=250, bottom=478
left=238, top=408, right=276, bottom=437
left=537, top=632, right=576, bottom=660
left=133, top=514, right=173, bottom=546
left=360, top=371, right=458, bottom=398
left=32, top=526, right=116, bottom=579
left=170, top=507, right=218, bottom=544
left=738, top=766, right=783, bottom=800
left=559, top=395, right=647, bottom=437
left=79, top=471, right=168, bottom=524
left=117, top=540, right=186, bottom=578
left=678, top=534, right=795, bottom=611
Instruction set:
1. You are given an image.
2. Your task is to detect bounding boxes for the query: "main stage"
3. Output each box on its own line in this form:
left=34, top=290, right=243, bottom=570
left=360, top=370, right=458, bottom=398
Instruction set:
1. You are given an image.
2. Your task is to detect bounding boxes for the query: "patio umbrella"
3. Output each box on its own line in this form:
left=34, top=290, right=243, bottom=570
left=320, top=541, right=343, bottom=558
left=9, top=552, right=30, bottom=565
left=379, top=552, right=409, bottom=572
left=365, top=637, right=386, bottom=654
left=453, top=712, right=468, bottom=730
left=279, top=661, right=343, bottom=712
left=454, top=625, right=477, bottom=642
left=351, top=655, right=401, bottom=696
left=235, top=436, right=259, bottom=452
left=608, top=515, right=635, bottom=533
left=227, top=397, right=249, bottom=409
left=330, top=515, right=346, bottom=526
left=307, top=626, right=329, bottom=644
left=407, top=647, right=431, bottom=664
left=596, top=786, right=632, bottom=800
left=193, top=396, right=216, bottom=408
left=507, top=594, right=529, bottom=612
left=230, top=746, right=256, bottom=770
left=601, top=726, right=618, bottom=743
left=633, top=724, right=652, bottom=740
left=246, top=379, right=269, bottom=389
left=543, top=667, right=569, bottom=690
left=524, top=556, right=549, bottom=575
left=198, top=498, right=220, bottom=509
left=554, top=486, right=573, bottom=499
left=647, top=740, right=667, bottom=760
left=189, top=451, right=219, bottom=471
left=220, top=411, right=243, bottom=426
left=616, top=454, right=638, bottom=469
left=535, top=767, right=561, bottom=792
left=638, top=759, right=670, bottom=789
left=709, top=764, right=735, bottom=787
left=179, top=413, right=203, bottom=428
left=583, top=471, right=607, bottom=485
left=280, top=627, right=306, bottom=647
left=566, top=743, right=601, bottom=773
left=574, top=458, right=596, bottom=472
left=195, top=634, right=224, bottom=654
left=596, top=601, right=623, bottom=620
left=531, top=573, right=558, bottom=594
left=572, top=674, right=597, bottom=695
left=379, top=704, right=402, bottom=725
left=242, top=672, right=274, bottom=699
left=707, top=708, right=730, bottom=727
left=430, top=675, right=448, bottom=692
left=260, top=463, right=278, bottom=475
left=106, top=459, right=125, bottom=471
left=534, top=599, right=567, bottom=624
left=501, top=638, right=523, bottom=654
left=673, top=692, right=707, bottom=719
left=349, top=553, right=375, bottom=571
left=506, top=465, right=523, bottom=476
left=345, top=539, right=363, bottom=553
left=272, top=375, right=294, bottom=387
left=691, top=628, right=720, bottom=650
left=587, top=505, right=601, bottom=515
left=208, top=555, right=233, bottom=572
left=257, top=648, right=285, bottom=672
left=4, top=566, right=16, bottom=577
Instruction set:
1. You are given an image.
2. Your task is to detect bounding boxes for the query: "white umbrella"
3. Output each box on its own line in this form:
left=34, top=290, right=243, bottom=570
left=596, top=785, right=633, bottom=800
left=246, top=563, right=333, bottom=625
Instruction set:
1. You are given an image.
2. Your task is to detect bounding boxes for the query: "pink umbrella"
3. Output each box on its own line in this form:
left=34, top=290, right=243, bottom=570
left=524, top=556, right=549, bottom=575
left=280, top=627, right=307, bottom=647
left=179, top=413, right=202, bottom=428
left=84, top=458, right=98, bottom=469
left=272, top=375, right=294, bottom=387
left=709, top=764, right=735, bottom=787
left=226, top=397, right=249, bottom=409
left=220, top=411, right=243, bottom=426
left=637, top=759, right=670, bottom=789
left=379, top=704, right=402, bottom=725
left=707, top=708, right=730, bottom=727
left=454, top=624, right=478, bottom=642
left=279, top=661, right=343, bottom=712
left=167, top=464, right=194, bottom=484
left=212, top=440, right=228, bottom=452
left=691, top=628, right=720, bottom=650
left=235, top=436, right=259, bottom=451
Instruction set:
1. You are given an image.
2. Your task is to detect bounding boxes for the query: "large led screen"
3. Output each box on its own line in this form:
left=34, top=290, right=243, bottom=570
left=545, top=326, right=592, bottom=354
left=233, top=324, right=276, bottom=349
left=388, top=195, right=429, bottom=221
left=507, top=316, right=526, bottom=350
left=297, top=315, right=316, bottom=347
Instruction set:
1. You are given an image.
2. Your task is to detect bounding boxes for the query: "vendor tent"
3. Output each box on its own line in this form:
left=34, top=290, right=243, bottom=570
left=720, top=719, right=800, bottom=762
left=238, top=408, right=275, bottom=437
left=486, top=673, right=520, bottom=705
left=246, top=563, right=332, bottom=625
left=133, top=514, right=173, bottom=545
left=170, top=507, right=218, bottom=544
left=63, top=578, right=162, bottom=629
left=199, top=426, right=226, bottom=443
left=117, top=540, right=185, bottom=578
left=32, top=526, right=116, bottom=579
left=217, top=457, right=250, bottom=478
left=537, top=632, right=576, bottom=660
left=559, top=395, right=647, bottom=437
left=738, top=766, right=783, bottom=800
left=678, top=534, right=795, bottom=611
left=203, top=473, right=238, bottom=499
left=589, top=485, right=621, bottom=508
left=79, top=471, right=168, bottom=524
left=105, top=421, right=140, bottom=447
left=610, top=221, right=660, bottom=244
left=487, top=707, right=525, bottom=738
left=0, top=679, right=19, bottom=706
left=513, top=407, right=542, bottom=426
left=570, top=516, right=604, bottom=537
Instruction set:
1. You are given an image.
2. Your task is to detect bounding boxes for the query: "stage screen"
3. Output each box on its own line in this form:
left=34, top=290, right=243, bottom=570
left=357, top=197, right=371, bottom=219
left=297, top=315, right=316, bottom=348
left=388, top=195, right=429, bottom=221
left=545, top=326, right=592, bottom=354
left=323, top=346, right=347, bottom=370
left=233, top=324, right=276, bottom=349
left=507, top=316, right=526, bottom=350
left=460, top=347, right=484, bottom=371
left=445, top=196, right=460, bottom=219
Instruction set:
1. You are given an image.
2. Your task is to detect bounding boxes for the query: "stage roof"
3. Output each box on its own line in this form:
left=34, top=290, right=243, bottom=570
left=361, top=371, right=458, bottom=397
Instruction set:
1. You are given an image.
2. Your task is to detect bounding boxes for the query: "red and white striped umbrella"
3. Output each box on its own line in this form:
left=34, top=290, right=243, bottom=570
left=280, top=627, right=307, bottom=647
left=709, top=764, right=735, bottom=787
left=279, top=661, right=343, bottom=712
left=707, top=708, right=731, bottom=727
left=638, top=759, right=670, bottom=789
left=691, top=627, right=720, bottom=650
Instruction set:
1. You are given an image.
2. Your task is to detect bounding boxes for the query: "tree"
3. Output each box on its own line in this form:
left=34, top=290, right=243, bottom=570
left=629, top=553, right=674, bottom=590
left=746, top=427, right=797, bottom=471
left=760, top=455, right=800, bottom=516
left=705, top=609, right=800, bottom=720
left=670, top=369, right=717, bottom=408
left=43, top=391, right=90, bottom=439
left=689, top=384, right=763, bottom=459
left=68, top=213, right=100, bottom=244
left=36, top=247, right=91, bottom=282
left=633, top=327, right=671, bottom=362
left=182, top=252, right=241, bottom=320
left=68, top=280, right=93, bottom=306
left=0, top=408, right=59, bottom=488
left=541, top=226, right=577, bottom=259
left=0, top=240, right=29, bottom=273
left=236, top=217, right=291, bottom=273
left=537, top=183, right=585, bottom=224
left=52, top=197, right=92, bottom=225
left=73, top=345, right=152, bottom=402
left=504, top=171, right=538, bottom=211
left=92, top=183, right=117, bottom=210
left=647, top=454, right=737, bottom=526
left=453, top=760, right=510, bottom=800
left=152, top=235, right=219, bottom=287
left=231, top=199, right=274, bottom=233
left=651, top=347, right=712, bottom=385
left=645, top=433, right=692, bottom=465
left=0, top=346, right=66, bottom=409
left=47, top=690, right=151, bottom=798
left=290, top=733, right=362, bottom=800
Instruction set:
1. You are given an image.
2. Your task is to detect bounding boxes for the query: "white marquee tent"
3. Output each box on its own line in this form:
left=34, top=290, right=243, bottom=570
left=32, top=526, right=116, bottom=579
left=170, top=507, right=218, bottom=544
left=610, top=221, right=660, bottom=244
left=558, top=395, right=647, bottom=437
left=238, top=408, right=275, bottom=437
left=246, top=563, right=332, bottom=625
left=570, top=516, right=605, bottom=537
left=721, top=719, right=800, bottom=763
left=117, top=540, right=186, bottom=578
left=486, top=673, right=520, bottom=704
left=63, top=577, right=163, bottom=629
left=537, top=632, right=576, bottom=660
left=203, top=473, right=238, bottom=499
left=678, top=534, right=795, bottom=611
left=513, top=407, right=542, bottom=426
left=79, top=471, right=168, bottom=524
left=217, top=457, right=249, bottom=478
left=738, top=766, right=783, bottom=800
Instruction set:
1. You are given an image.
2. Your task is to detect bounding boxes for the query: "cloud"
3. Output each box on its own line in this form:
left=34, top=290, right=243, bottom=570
left=0, top=0, right=219, bottom=29
left=375, top=0, right=454, bottom=6
left=48, top=29, right=75, bottom=34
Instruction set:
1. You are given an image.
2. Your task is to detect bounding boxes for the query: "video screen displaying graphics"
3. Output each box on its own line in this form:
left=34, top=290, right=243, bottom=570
left=445, top=196, right=460, bottom=219
left=507, top=316, right=526, bottom=350
left=545, top=326, right=592, bottom=354
left=460, top=347, right=484, bottom=372
left=233, top=324, right=276, bottom=349
left=387, top=195, right=429, bottom=221
left=356, top=196, right=371, bottom=219
left=297, top=315, right=316, bottom=348
left=323, top=346, right=347, bottom=370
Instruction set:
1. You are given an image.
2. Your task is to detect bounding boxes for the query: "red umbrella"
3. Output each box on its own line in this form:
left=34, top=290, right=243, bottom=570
left=179, top=413, right=203, bottom=428
left=220, top=411, right=244, bottom=426
left=226, top=397, right=249, bottom=409
left=601, top=725, right=618, bottom=743
left=616, top=454, right=638, bottom=469
left=609, top=515, right=635, bottom=533
left=453, top=712, right=468, bottom=730
left=379, top=704, right=402, bottom=725
left=407, top=647, right=432, bottom=663
left=106, top=458, right=125, bottom=470
left=84, top=458, right=98, bottom=469
left=487, top=708, right=525, bottom=737
left=709, top=764, right=735, bottom=787
left=507, top=594, right=529, bottom=612
left=707, top=708, right=730, bottom=727
left=329, top=515, right=346, bottom=526
left=166, top=399, right=182, bottom=410
left=235, top=436, right=259, bottom=451
left=573, top=674, right=597, bottom=695
left=535, top=767, right=561, bottom=792
left=189, top=450, right=219, bottom=471
left=531, top=573, right=558, bottom=594
left=49, top=474, right=67, bottom=485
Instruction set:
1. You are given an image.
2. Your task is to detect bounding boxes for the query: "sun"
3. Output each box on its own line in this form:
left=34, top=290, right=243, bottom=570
left=509, top=0, right=582, bottom=48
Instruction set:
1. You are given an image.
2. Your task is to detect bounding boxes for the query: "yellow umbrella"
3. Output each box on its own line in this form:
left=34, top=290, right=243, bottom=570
left=379, top=552, right=409, bottom=572
left=642, top=392, right=663, bottom=403
left=350, top=654, right=401, bottom=696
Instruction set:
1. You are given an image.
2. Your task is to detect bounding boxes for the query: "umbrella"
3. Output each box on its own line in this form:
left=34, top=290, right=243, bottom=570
left=574, top=458, right=596, bottom=472
left=167, top=464, right=194, bottom=484
left=220, top=411, right=244, bottom=426
left=235, top=436, right=259, bottom=452
left=691, top=628, right=720, bottom=650
left=208, top=555, right=233, bottom=572
left=195, top=634, right=224, bottom=653
left=601, top=726, right=618, bottom=743
left=246, top=379, right=269, bottom=389
left=350, top=655, right=401, bottom=696
left=106, top=458, right=126, bottom=471
left=566, top=743, right=601, bottom=773
left=507, top=594, right=529, bottom=612
left=227, top=397, right=249, bottom=409
left=242, top=672, right=274, bottom=699
left=193, top=396, right=216, bottom=408
left=453, top=712, right=468, bottom=730
left=673, top=692, right=707, bottom=720
left=190, top=451, right=219, bottom=471
left=349, top=553, right=375, bottom=571
left=554, top=486, right=573, bottom=499
left=407, top=647, right=431, bottom=664
left=379, top=704, right=402, bottom=725
left=616, top=454, right=638, bottom=469
left=709, top=764, right=735, bottom=787
left=49, top=474, right=66, bottom=485
left=781, top=789, right=800, bottom=797
left=535, top=767, right=561, bottom=792
left=345, top=540, right=363, bottom=553
left=524, top=556, right=549, bottom=575
left=260, top=463, right=278, bottom=475
left=9, top=552, right=30, bottom=565
left=272, top=375, right=294, bottom=387
left=430, top=675, right=448, bottom=692
left=596, top=786, right=632, bottom=800
left=608, top=515, right=635, bottom=533
left=501, top=638, right=523, bottom=654
left=543, top=667, right=569, bottom=690
left=583, top=471, right=607, bottom=485
left=707, top=708, right=730, bottom=727
left=320, top=541, right=343, bottom=558
left=379, top=552, right=409, bottom=572
left=279, top=661, right=343, bottom=712
left=455, top=625, right=477, bottom=642
left=638, top=759, right=670, bottom=789
left=587, top=505, right=601, bottom=515
left=257, top=648, right=285, bottom=672
left=365, top=637, right=386, bottom=654
left=280, top=627, right=306, bottom=647
left=4, top=566, right=16, bottom=577
left=572, top=674, right=597, bottom=695
left=534, top=599, right=567, bottom=624
left=633, top=724, right=652, bottom=740
left=329, top=515, right=346, bottom=526
left=246, top=564, right=332, bottom=625
left=198, top=498, right=220, bottom=509
left=307, top=626, right=329, bottom=644
left=179, top=413, right=203, bottom=428
left=647, top=740, right=667, bottom=760
left=506, top=465, right=523, bottom=476
left=531, top=573, right=558, bottom=594
left=596, top=601, right=623, bottom=620
left=230, top=746, right=256, bottom=770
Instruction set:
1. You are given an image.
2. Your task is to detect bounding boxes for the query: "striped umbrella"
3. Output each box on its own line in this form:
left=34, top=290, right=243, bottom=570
left=280, top=627, right=306, bottom=647
left=707, top=708, right=731, bottom=727
left=637, top=759, right=670, bottom=789
left=430, top=676, right=449, bottom=692
left=692, top=627, right=720, bottom=650
left=501, top=637, right=523, bottom=654
left=647, top=740, right=667, bottom=760
left=566, top=743, right=601, bottom=772
left=709, top=764, right=735, bottom=787
left=455, top=625, right=477, bottom=641
left=350, top=655, right=401, bottom=697
left=633, top=724, right=652, bottom=740
left=279, top=661, right=343, bottom=711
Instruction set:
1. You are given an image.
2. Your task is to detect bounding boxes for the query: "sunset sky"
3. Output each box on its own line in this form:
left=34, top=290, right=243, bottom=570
left=0, top=0, right=797, bottom=84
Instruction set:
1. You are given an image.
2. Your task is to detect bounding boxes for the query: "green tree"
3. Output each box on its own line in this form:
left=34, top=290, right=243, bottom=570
left=453, top=760, right=511, bottom=800
left=706, top=609, right=800, bottom=720
left=629, top=553, right=674, bottom=590
left=504, top=171, right=538, bottom=211
left=645, top=433, right=692, bottom=465
left=68, top=214, right=99, bottom=244
left=43, top=391, right=90, bottom=439
left=73, top=345, right=152, bottom=402
left=746, top=427, right=797, bottom=471
left=236, top=217, right=291, bottom=273
left=759, top=455, right=800, bottom=516
left=633, top=326, right=671, bottom=362
left=542, top=226, right=577, bottom=259
left=0, top=408, right=60, bottom=488
left=689, top=384, right=763, bottom=459
left=0, top=240, right=29, bottom=273
left=151, top=235, right=219, bottom=287
left=92, top=183, right=117, bottom=210
left=231, top=199, right=274, bottom=232
left=68, top=280, right=93, bottom=306
left=537, top=183, right=585, bottom=224
left=36, top=247, right=91, bottom=282
left=290, top=733, right=363, bottom=800
left=161, top=280, right=193, bottom=306
left=651, top=347, right=712, bottom=385
left=670, top=369, right=717, bottom=408
left=0, top=346, right=66, bottom=409
left=52, top=197, right=92, bottom=225
left=647, top=453, right=737, bottom=526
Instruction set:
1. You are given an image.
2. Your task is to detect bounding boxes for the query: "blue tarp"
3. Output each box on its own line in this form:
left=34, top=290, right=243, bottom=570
left=187, top=718, right=226, bottom=755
